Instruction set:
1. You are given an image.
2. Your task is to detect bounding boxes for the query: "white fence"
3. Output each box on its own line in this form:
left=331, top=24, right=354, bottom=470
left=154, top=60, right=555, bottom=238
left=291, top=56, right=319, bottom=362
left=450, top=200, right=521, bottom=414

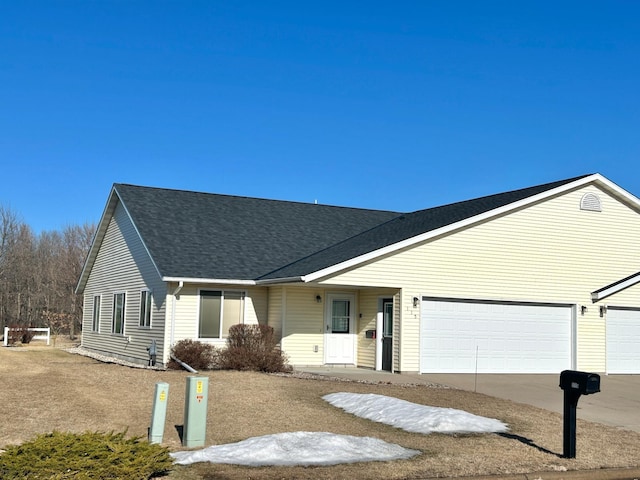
left=3, top=327, right=50, bottom=346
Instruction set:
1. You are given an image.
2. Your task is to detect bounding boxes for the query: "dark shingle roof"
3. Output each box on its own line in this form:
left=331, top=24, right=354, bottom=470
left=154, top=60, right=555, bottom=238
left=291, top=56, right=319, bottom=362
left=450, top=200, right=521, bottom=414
left=115, top=174, right=592, bottom=282
left=114, top=184, right=399, bottom=280
left=258, top=174, right=593, bottom=279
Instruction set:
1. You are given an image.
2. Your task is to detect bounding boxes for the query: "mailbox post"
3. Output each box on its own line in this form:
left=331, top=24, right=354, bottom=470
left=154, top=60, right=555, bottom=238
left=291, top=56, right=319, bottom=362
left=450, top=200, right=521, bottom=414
left=559, top=370, right=600, bottom=458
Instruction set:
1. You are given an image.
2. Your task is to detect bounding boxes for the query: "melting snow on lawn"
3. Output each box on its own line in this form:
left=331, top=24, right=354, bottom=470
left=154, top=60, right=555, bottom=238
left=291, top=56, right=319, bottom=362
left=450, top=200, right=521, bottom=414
left=171, top=392, right=507, bottom=467
left=170, top=431, right=419, bottom=466
left=323, top=392, right=509, bottom=434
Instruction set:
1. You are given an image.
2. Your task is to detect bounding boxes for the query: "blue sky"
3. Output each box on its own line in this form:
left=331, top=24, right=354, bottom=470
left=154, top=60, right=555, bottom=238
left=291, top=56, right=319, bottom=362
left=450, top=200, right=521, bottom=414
left=2, top=1, right=639, bottom=233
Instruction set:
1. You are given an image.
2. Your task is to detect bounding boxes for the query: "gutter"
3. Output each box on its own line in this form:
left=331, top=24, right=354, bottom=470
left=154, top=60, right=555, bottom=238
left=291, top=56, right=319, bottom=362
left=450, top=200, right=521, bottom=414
left=169, top=281, right=184, bottom=357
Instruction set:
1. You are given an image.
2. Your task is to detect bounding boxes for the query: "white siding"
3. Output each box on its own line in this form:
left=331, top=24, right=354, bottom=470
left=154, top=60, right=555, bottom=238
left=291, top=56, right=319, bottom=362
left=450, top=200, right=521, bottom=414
left=81, top=201, right=167, bottom=366
left=320, top=186, right=640, bottom=372
left=168, top=284, right=268, bottom=353
left=281, top=287, right=327, bottom=366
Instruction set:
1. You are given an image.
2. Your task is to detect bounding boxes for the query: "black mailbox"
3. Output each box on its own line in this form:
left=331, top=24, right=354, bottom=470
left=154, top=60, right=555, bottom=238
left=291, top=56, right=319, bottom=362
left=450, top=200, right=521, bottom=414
left=559, top=370, right=600, bottom=395
left=559, top=369, right=601, bottom=459
left=365, top=329, right=376, bottom=339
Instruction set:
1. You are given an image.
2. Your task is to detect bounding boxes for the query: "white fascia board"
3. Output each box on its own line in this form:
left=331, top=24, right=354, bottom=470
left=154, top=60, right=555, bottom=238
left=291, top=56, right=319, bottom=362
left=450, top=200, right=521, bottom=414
left=255, top=276, right=304, bottom=285
left=591, top=174, right=640, bottom=208
left=303, top=174, right=605, bottom=283
left=162, top=277, right=256, bottom=286
left=114, top=187, right=164, bottom=282
left=591, top=273, right=640, bottom=302
left=75, top=187, right=119, bottom=294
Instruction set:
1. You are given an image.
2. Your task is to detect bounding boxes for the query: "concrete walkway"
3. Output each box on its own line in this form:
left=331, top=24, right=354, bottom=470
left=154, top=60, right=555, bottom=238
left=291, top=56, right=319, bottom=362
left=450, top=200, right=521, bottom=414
left=298, top=367, right=640, bottom=433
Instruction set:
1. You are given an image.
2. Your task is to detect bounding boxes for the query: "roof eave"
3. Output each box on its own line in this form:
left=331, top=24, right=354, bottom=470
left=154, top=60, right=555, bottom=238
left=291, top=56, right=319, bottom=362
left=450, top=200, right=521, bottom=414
left=255, top=276, right=305, bottom=285
left=591, top=272, right=640, bottom=302
left=162, top=276, right=257, bottom=286
left=303, top=174, right=617, bottom=283
left=75, top=186, right=120, bottom=294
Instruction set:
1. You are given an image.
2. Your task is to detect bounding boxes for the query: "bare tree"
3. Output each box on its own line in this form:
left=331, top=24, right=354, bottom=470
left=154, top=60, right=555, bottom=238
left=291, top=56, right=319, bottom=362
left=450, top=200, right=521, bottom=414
left=0, top=202, right=96, bottom=339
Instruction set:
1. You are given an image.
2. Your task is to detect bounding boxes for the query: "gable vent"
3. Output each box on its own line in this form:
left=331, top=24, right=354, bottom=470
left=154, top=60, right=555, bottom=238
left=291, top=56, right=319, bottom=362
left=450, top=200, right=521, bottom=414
left=580, top=193, right=602, bottom=212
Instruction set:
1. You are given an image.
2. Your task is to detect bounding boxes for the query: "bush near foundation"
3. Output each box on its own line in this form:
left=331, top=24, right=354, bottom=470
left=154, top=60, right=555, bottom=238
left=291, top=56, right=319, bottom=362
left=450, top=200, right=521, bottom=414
left=168, top=339, right=216, bottom=370
left=217, top=324, right=291, bottom=373
left=0, top=431, right=172, bottom=479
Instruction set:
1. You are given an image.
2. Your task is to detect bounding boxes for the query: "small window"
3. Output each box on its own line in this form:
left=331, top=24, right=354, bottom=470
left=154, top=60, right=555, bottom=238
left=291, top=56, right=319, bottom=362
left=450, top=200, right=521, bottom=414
left=199, top=290, right=245, bottom=339
left=139, top=290, right=152, bottom=327
left=580, top=193, right=602, bottom=212
left=92, top=295, right=101, bottom=332
left=112, top=292, right=126, bottom=335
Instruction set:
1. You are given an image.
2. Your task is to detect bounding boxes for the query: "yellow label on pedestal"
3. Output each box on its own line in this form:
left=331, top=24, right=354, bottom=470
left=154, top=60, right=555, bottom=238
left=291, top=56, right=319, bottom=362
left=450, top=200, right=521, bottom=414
left=196, top=381, right=203, bottom=394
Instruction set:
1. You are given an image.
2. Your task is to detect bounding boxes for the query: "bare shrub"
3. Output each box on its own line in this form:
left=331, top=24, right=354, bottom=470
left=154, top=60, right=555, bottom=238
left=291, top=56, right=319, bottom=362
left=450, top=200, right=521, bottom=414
left=6, top=325, right=35, bottom=345
left=168, top=339, right=216, bottom=370
left=217, top=324, right=291, bottom=373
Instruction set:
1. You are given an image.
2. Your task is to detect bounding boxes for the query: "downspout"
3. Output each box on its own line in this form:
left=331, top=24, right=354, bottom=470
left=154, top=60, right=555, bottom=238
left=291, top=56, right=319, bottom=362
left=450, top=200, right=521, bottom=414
left=169, top=281, right=184, bottom=359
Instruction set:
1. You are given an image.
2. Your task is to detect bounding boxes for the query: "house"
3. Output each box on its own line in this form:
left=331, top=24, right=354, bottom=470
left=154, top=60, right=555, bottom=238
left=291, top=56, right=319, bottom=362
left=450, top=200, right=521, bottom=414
left=76, top=173, right=640, bottom=374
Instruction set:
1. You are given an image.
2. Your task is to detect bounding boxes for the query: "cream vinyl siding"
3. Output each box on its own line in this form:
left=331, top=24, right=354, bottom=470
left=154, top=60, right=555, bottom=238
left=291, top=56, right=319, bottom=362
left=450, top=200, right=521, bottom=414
left=357, top=289, right=399, bottom=369
left=81, top=201, right=167, bottom=366
left=281, top=287, right=327, bottom=366
left=267, top=286, right=284, bottom=345
left=168, top=284, right=268, bottom=353
left=320, top=186, right=640, bottom=372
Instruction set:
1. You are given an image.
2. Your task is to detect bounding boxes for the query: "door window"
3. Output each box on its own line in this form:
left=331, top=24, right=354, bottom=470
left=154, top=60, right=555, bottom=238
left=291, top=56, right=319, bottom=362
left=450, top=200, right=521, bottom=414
left=332, top=300, right=350, bottom=333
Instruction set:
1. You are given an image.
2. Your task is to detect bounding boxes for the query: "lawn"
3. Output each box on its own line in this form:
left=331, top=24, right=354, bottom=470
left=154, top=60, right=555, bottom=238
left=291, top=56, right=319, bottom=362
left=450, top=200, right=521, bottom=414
left=1, top=344, right=640, bottom=479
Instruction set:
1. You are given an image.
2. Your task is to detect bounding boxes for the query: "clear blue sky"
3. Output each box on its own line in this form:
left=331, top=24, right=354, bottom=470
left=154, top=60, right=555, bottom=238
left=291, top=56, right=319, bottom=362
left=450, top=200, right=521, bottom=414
left=2, top=1, right=639, bottom=233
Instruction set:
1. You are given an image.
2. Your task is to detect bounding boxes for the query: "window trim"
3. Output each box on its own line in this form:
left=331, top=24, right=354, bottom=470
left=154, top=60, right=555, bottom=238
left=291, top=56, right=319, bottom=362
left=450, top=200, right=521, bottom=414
left=112, top=292, right=126, bottom=335
left=92, top=295, right=101, bottom=333
left=197, top=289, right=246, bottom=339
left=139, top=289, right=152, bottom=328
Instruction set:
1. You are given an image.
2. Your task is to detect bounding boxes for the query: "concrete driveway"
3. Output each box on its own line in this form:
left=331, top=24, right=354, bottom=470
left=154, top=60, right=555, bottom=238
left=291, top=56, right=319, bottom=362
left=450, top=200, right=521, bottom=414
left=299, top=367, right=640, bottom=433
left=420, top=373, right=640, bottom=433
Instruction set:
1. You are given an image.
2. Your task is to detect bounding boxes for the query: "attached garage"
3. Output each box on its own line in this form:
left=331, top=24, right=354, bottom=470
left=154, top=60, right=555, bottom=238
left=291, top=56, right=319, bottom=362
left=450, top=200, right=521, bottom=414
left=420, top=298, right=574, bottom=373
left=606, top=307, right=640, bottom=374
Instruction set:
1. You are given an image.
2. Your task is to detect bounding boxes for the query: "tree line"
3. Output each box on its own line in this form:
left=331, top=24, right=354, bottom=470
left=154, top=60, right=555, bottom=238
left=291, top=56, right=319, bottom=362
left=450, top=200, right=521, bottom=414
left=0, top=205, right=95, bottom=338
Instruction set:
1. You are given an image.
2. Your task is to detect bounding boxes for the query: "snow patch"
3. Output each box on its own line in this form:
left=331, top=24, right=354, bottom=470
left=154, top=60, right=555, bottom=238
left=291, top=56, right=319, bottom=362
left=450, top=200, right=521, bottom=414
left=323, top=392, right=509, bottom=434
left=170, top=431, right=419, bottom=466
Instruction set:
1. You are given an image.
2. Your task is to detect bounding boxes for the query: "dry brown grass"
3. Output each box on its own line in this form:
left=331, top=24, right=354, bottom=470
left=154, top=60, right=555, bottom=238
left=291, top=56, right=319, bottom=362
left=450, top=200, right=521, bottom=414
left=1, top=344, right=640, bottom=479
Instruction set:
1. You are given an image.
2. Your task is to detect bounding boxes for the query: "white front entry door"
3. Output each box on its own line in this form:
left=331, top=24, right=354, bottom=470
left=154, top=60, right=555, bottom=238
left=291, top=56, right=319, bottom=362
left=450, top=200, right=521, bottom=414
left=324, top=294, right=356, bottom=364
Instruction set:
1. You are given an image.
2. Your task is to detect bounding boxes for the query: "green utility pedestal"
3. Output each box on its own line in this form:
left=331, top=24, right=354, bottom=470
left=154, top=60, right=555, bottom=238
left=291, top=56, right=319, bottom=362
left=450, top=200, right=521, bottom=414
left=182, top=376, right=209, bottom=447
left=149, top=382, right=169, bottom=444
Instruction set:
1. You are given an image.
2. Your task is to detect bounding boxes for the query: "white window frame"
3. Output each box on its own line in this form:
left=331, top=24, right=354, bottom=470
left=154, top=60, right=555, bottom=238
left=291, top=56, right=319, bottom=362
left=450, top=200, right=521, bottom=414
left=92, top=295, right=101, bottom=332
left=139, top=289, right=152, bottom=328
left=197, top=289, right=246, bottom=340
left=112, top=292, right=126, bottom=335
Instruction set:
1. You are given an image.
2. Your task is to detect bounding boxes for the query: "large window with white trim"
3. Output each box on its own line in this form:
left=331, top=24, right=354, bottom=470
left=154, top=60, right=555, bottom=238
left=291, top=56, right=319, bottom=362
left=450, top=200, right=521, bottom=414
left=199, top=290, right=245, bottom=339
left=112, top=292, right=126, bottom=335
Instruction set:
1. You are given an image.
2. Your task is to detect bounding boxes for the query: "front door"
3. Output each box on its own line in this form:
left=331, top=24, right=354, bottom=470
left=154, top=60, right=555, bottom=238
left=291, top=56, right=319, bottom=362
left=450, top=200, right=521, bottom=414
left=382, top=299, right=393, bottom=371
left=324, top=294, right=355, bottom=364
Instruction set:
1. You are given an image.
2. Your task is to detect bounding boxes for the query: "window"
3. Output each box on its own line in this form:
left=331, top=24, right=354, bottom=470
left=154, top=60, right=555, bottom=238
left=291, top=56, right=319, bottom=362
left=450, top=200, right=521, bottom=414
left=139, top=290, right=152, bottom=327
left=112, top=292, right=126, bottom=334
left=92, top=295, right=101, bottom=332
left=331, top=300, right=350, bottom=333
left=199, top=290, right=245, bottom=339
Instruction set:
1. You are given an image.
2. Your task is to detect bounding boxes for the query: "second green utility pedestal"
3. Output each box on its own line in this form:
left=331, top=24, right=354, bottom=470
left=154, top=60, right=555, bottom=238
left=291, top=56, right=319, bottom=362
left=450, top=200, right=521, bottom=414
left=182, top=376, right=208, bottom=447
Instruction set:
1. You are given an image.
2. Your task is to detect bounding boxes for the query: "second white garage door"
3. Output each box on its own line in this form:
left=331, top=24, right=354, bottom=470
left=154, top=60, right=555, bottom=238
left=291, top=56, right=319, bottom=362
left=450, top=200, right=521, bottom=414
left=606, top=307, right=640, bottom=374
left=420, top=298, right=574, bottom=373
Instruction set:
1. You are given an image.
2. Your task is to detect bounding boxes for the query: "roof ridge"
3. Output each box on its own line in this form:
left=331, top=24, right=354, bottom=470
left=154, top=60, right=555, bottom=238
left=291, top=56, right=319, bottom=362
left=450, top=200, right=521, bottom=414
left=114, top=183, right=400, bottom=215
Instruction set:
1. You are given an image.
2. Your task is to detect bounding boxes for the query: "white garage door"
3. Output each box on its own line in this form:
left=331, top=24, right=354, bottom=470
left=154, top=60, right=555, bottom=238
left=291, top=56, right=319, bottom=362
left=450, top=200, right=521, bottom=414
left=420, top=299, right=573, bottom=373
left=607, top=307, right=640, bottom=374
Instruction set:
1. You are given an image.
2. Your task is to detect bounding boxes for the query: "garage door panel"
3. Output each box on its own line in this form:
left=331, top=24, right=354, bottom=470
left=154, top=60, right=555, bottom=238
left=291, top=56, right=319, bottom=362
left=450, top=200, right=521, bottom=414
left=421, top=299, right=572, bottom=374
left=607, top=308, right=640, bottom=374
